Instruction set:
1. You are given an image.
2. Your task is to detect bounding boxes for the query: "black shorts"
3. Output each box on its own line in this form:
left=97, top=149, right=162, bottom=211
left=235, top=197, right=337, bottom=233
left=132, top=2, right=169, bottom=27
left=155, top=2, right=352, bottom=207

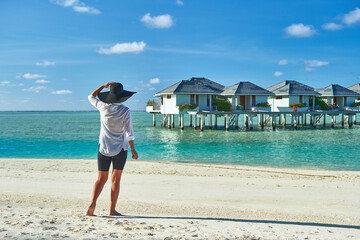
left=98, top=149, right=127, bottom=171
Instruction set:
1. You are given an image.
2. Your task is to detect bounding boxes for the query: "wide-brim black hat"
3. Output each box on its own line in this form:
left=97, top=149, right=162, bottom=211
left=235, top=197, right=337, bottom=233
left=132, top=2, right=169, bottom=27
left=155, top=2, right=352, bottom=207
left=98, top=82, right=136, bottom=103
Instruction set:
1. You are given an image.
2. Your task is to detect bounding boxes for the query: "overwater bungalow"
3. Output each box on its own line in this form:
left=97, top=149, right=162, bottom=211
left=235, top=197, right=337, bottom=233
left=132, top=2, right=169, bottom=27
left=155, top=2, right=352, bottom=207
left=220, top=82, right=274, bottom=110
left=348, top=83, right=360, bottom=101
left=154, top=77, right=224, bottom=114
left=315, top=84, right=360, bottom=109
left=266, top=80, right=320, bottom=112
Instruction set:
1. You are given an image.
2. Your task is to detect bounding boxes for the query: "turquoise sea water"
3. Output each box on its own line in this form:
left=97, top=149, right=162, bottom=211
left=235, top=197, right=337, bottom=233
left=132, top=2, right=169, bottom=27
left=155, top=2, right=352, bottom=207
left=0, top=111, right=360, bottom=171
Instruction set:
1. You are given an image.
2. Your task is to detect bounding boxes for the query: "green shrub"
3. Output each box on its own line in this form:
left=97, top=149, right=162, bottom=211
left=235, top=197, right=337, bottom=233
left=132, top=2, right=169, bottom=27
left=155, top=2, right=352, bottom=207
left=256, top=102, right=270, bottom=107
left=178, top=103, right=197, bottom=111
left=350, top=102, right=360, bottom=107
left=146, top=100, right=153, bottom=106
left=289, top=103, right=307, bottom=108
left=309, top=98, right=330, bottom=110
left=213, top=98, right=231, bottom=111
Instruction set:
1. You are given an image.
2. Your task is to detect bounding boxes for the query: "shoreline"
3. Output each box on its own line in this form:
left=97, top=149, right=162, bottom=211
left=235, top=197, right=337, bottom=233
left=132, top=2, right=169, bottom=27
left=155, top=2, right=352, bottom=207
left=2, top=157, right=359, bottom=174
left=1, top=158, right=360, bottom=239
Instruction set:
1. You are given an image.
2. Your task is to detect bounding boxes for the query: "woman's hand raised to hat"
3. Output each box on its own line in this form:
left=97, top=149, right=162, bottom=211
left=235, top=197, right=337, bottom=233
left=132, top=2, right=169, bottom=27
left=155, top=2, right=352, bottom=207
left=103, top=82, right=116, bottom=88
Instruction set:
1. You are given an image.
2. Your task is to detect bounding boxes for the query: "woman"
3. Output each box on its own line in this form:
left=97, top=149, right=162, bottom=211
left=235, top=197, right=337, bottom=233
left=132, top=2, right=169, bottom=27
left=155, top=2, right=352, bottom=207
left=86, top=82, right=138, bottom=216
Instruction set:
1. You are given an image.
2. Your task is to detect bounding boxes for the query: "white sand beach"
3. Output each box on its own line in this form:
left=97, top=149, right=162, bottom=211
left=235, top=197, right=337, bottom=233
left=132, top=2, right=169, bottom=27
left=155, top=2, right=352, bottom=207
left=1, top=158, right=360, bottom=239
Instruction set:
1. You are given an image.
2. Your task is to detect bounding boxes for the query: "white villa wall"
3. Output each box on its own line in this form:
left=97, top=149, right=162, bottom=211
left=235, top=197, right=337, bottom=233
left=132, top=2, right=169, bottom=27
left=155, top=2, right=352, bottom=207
left=268, top=96, right=289, bottom=112
left=161, top=95, right=179, bottom=114
left=160, top=94, right=214, bottom=114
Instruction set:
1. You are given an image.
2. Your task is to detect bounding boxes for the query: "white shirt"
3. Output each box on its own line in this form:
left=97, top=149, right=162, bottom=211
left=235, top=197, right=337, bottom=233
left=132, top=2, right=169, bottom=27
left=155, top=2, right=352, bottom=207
left=88, top=95, right=135, bottom=157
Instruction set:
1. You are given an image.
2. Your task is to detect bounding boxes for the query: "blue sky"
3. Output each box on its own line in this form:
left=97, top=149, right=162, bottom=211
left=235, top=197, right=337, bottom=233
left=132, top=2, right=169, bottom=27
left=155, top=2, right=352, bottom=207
left=0, top=0, right=359, bottom=110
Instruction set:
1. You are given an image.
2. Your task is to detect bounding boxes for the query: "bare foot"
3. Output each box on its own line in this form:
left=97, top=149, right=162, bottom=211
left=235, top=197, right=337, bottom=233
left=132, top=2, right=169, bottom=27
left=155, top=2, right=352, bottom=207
left=86, top=204, right=96, bottom=216
left=109, top=210, right=122, bottom=216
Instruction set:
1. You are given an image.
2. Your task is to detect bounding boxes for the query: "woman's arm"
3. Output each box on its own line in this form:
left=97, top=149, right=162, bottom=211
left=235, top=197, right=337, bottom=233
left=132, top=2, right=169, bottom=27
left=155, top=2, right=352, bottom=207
left=129, top=140, right=138, bottom=160
left=91, top=82, right=116, bottom=97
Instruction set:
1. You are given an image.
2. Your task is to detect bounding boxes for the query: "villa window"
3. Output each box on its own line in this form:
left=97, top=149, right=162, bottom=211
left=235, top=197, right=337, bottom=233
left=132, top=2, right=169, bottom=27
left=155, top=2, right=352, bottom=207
left=196, top=95, right=199, bottom=106
left=251, top=95, right=256, bottom=106
left=276, top=96, right=282, bottom=100
left=207, top=95, right=210, bottom=106
left=299, top=95, right=303, bottom=103
left=167, top=95, right=171, bottom=99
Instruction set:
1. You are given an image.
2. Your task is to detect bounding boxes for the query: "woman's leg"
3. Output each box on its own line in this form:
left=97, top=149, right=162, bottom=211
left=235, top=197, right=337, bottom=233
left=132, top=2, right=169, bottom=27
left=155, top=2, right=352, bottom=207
left=110, top=169, right=123, bottom=215
left=86, top=171, right=109, bottom=216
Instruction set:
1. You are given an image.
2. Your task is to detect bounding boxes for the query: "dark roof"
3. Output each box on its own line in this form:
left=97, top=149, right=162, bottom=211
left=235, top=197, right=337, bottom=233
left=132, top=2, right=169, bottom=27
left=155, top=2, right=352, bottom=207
left=348, top=83, right=360, bottom=94
left=315, top=84, right=360, bottom=97
left=155, top=77, right=224, bottom=96
left=267, top=80, right=320, bottom=96
left=221, top=82, right=274, bottom=96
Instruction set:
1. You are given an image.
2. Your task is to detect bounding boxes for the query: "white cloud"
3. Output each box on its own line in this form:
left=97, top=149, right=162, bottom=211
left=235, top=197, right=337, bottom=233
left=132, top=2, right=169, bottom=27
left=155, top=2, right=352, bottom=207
left=141, top=13, right=174, bottom=29
left=176, top=0, right=184, bottom=6
left=51, top=0, right=78, bottom=7
left=35, top=79, right=51, bottom=84
left=343, top=8, right=360, bottom=25
left=36, top=60, right=55, bottom=67
left=51, top=0, right=100, bottom=15
left=51, top=90, right=72, bottom=94
left=278, top=59, right=288, bottom=65
left=284, top=23, right=317, bottom=38
left=23, top=73, right=47, bottom=79
left=18, top=83, right=24, bottom=86
left=62, top=78, right=68, bottom=81
left=304, top=60, right=329, bottom=71
left=273, top=72, right=283, bottom=77
left=322, top=22, right=343, bottom=31
left=98, top=41, right=146, bottom=55
left=73, top=6, right=100, bottom=14
left=1, top=81, right=10, bottom=84
left=149, top=78, right=160, bottom=84
left=149, top=87, right=155, bottom=91
left=22, top=86, right=46, bottom=93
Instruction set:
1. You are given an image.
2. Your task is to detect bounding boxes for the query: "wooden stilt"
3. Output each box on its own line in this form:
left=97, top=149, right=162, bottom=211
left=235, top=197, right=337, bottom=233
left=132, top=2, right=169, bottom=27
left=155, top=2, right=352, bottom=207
left=278, top=115, right=281, bottom=125
left=202, top=115, right=206, bottom=130
left=294, top=116, right=297, bottom=130
left=189, top=115, right=193, bottom=127
left=261, top=114, right=264, bottom=129
left=271, top=116, right=274, bottom=128
left=354, top=114, right=357, bottom=124
left=168, top=115, right=171, bottom=129
left=283, top=114, right=286, bottom=127
left=334, top=115, right=337, bottom=124
left=291, top=115, right=294, bottom=127
left=301, top=114, right=304, bottom=127
left=245, top=115, right=248, bottom=128
left=310, top=115, right=313, bottom=127
left=200, top=115, right=204, bottom=131
left=304, top=114, right=306, bottom=126
left=249, top=117, right=253, bottom=130
left=153, top=114, right=156, bottom=127
left=235, top=114, right=239, bottom=129
left=273, top=116, right=276, bottom=130
left=225, top=116, right=229, bottom=131
left=323, top=114, right=326, bottom=126
left=172, top=114, right=175, bottom=128
left=341, top=114, right=344, bottom=127
left=214, top=115, right=218, bottom=129
left=194, top=115, right=197, bottom=130
left=208, top=114, right=212, bottom=129
left=179, top=114, right=181, bottom=126
left=181, top=114, right=184, bottom=130
left=331, top=115, right=335, bottom=128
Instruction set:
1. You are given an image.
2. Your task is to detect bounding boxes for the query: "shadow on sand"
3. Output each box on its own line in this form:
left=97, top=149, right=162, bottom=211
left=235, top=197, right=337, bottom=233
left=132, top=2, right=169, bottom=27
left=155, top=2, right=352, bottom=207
left=101, top=215, right=360, bottom=230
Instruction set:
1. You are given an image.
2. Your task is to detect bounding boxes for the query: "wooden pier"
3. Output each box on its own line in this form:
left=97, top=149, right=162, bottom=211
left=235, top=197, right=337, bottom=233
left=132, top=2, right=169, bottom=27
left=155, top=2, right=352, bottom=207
left=150, top=110, right=359, bottom=131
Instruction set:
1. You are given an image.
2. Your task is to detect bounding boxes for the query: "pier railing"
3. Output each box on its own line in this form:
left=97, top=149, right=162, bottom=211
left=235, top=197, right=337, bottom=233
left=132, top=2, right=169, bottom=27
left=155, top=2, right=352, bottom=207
left=149, top=110, right=359, bottom=131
